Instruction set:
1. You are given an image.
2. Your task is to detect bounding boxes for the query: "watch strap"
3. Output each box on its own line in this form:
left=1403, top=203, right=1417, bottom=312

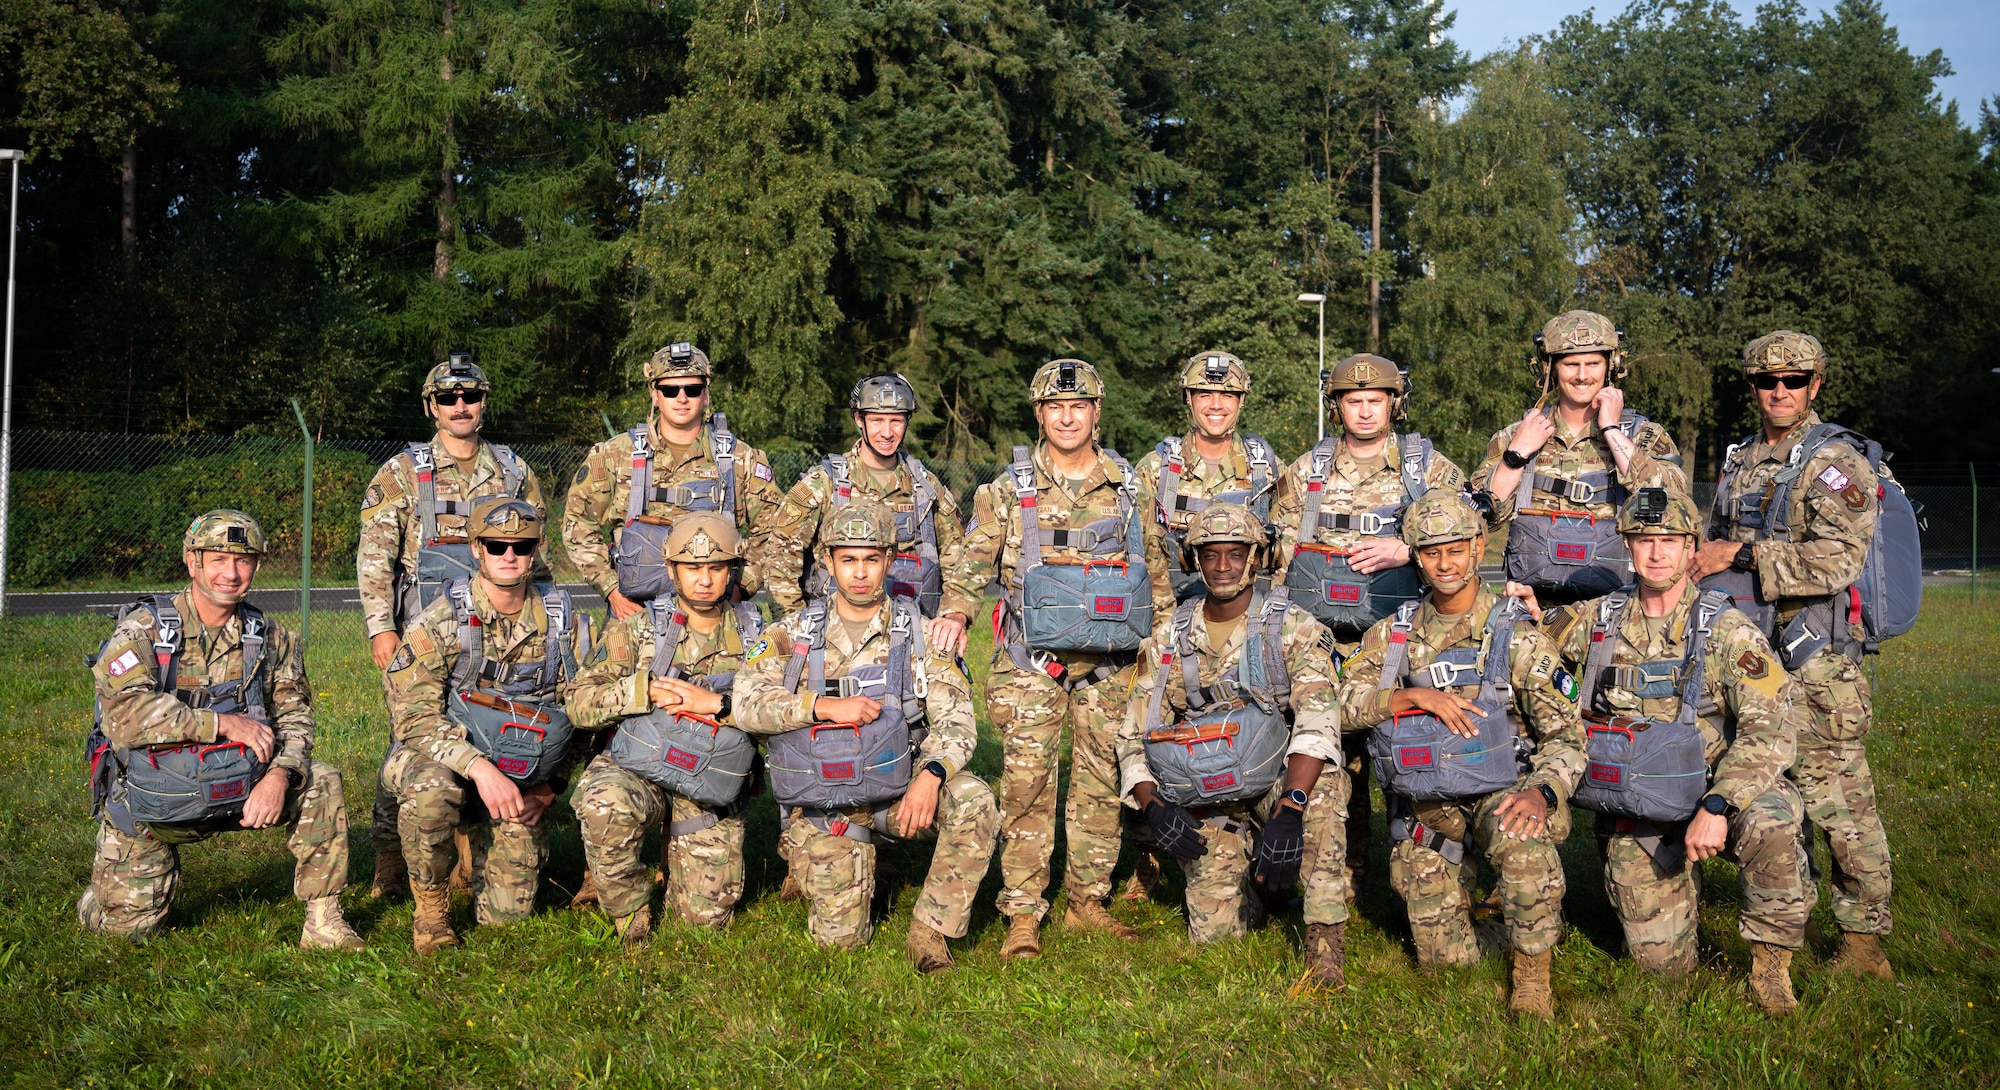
left=1282, top=788, right=1310, bottom=810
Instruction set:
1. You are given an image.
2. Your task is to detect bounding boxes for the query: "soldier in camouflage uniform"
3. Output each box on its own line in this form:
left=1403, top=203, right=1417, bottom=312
left=1338, top=488, right=1585, bottom=1019
left=357, top=353, right=546, bottom=900
left=562, top=342, right=784, bottom=620
left=1531, top=485, right=1814, bottom=1016
left=79, top=511, right=363, bottom=950
left=1271, top=353, right=1473, bottom=899
left=1693, top=330, right=1895, bottom=981
left=935, top=358, right=1175, bottom=960
left=566, top=514, right=760, bottom=942
left=734, top=502, right=999, bottom=970
left=383, top=498, right=587, bottom=953
left=762, top=372, right=974, bottom=617
left=1473, top=311, right=1687, bottom=606
left=1117, top=504, right=1353, bottom=986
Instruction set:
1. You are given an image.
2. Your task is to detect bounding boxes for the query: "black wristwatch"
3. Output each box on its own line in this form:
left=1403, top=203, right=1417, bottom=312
left=1502, top=449, right=1531, bottom=470
left=1536, top=783, right=1559, bottom=809
left=923, top=760, right=949, bottom=783
left=1281, top=788, right=1310, bottom=811
left=714, top=693, right=732, bottom=720
left=1701, top=793, right=1733, bottom=817
left=1731, top=543, right=1757, bottom=572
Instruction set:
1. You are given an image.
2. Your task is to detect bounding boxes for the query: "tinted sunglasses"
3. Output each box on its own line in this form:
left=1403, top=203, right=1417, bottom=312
left=1749, top=373, right=1811, bottom=391
left=433, top=390, right=486, bottom=406
left=655, top=382, right=707, bottom=400
left=479, top=539, right=537, bottom=557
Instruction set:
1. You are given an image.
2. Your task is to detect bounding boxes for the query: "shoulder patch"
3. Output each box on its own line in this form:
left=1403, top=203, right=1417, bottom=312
left=1736, top=650, right=1767, bottom=679
left=387, top=645, right=416, bottom=672
left=1653, top=436, right=1673, bottom=456
left=752, top=462, right=773, bottom=482
left=1316, top=630, right=1338, bottom=659
left=361, top=484, right=385, bottom=512
left=104, top=648, right=142, bottom=678
left=1529, top=651, right=1556, bottom=681
left=745, top=637, right=773, bottom=661
left=1842, top=484, right=1868, bottom=511
left=1551, top=667, right=1578, bottom=701
left=1815, top=464, right=1851, bottom=493
left=573, top=464, right=589, bottom=486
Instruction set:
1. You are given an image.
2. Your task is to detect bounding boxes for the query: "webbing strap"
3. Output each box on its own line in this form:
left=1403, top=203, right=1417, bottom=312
left=1143, top=600, right=1199, bottom=733
left=1376, top=601, right=1421, bottom=693
left=149, top=595, right=184, bottom=695
left=649, top=596, right=688, bottom=679
left=1585, top=589, right=1727, bottom=730
left=448, top=580, right=483, bottom=692
left=711, top=414, right=739, bottom=524
left=1295, top=438, right=1339, bottom=548
left=667, top=797, right=747, bottom=839
left=1511, top=410, right=1642, bottom=512
left=410, top=443, right=440, bottom=544
left=625, top=425, right=651, bottom=526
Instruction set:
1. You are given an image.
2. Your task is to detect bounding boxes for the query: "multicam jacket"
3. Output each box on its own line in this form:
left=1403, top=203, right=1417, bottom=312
left=760, top=442, right=974, bottom=614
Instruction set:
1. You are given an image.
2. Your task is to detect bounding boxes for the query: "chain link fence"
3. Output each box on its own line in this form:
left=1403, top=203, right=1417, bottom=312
left=0, top=429, right=1990, bottom=666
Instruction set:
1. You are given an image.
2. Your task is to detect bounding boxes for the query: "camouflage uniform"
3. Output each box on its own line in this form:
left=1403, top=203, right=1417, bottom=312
left=1118, top=594, right=1349, bottom=941
left=383, top=578, right=586, bottom=924
left=79, top=581, right=350, bottom=942
left=1708, top=408, right=1892, bottom=936
left=734, top=601, right=999, bottom=949
left=1339, top=583, right=1586, bottom=965
left=357, top=437, right=545, bottom=876
left=1547, top=585, right=1815, bottom=970
left=948, top=443, right=1174, bottom=921
left=560, top=423, right=783, bottom=599
left=1134, top=438, right=1286, bottom=596
left=761, top=441, right=975, bottom=615
left=566, top=603, right=757, bottom=928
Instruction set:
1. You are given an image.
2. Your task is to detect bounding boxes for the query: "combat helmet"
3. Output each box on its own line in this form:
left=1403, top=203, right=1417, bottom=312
left=1740, top=330, right=1827, bottom=378
left=469, top=497, right=544, bottom=544
left=1028, top=358, right=1105, bottom=402
left=1322, top=352, right=1409, bottom=421
left=1617, top=485, right=1703, bottom=539
left=184, top=510, right=268, bottom=556
left=1401, top=487, right=1487, bottom=549
left=1181, top=502, right=1270, bottom=596
left=662, top=512, right=743, bottom=563
left=645, top=342, right=713, bottom=383
left=822, top=499, right=896, bottom=553
left=851, top=372, right=919, bottom=415
left=1534, top=310, right=1627, bottom=381
left=1179, top=352, right=1251, bottom=396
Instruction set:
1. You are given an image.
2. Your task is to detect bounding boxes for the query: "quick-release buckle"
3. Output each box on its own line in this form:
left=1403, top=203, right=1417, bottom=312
left=1424, top=660, right=1474, bottom=688
left=1565, top=478, right=1597, bottom=505
left=1353, top=512, right=1384, bottom=535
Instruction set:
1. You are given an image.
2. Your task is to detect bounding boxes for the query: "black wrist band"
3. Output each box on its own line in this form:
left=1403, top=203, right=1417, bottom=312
left=1502, top=449, right=1530, bottom=470
left=716, top=693, right=732, bottom=720
left=1536, top=783, right=1559, bottom=809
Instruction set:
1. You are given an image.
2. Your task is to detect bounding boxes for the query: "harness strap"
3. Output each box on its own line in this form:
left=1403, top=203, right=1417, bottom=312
left=625, top=425, right=651, bottom=527
left=542, top=584, right=575, bottom=685
left=490, top=442, right=526, bottom=499
left=666, top=796, right=748, bottom=839
left=1376, top=600, right=1421, bottom=693
left=447, top=579, right=483, bottom=692
left=711, top=414, right=739, bottom=524
left=1580, top=592, right=1629, bottom=705
left=409, top=443, right=441, bottom=544
left=1399, top=432, right=1432, bottom=507
left=1156, top=436, right=1186, bottom=528
left=1295, top=438, right=1339, bottom=548
left=1609, top=815, right=1687, bottom=873
left=649, top=596, right=688, bottom=679
left=1512, top=410, right=1642, bottom=512
left=1386, top=798, right=1470, bottom=866
left=149, top=595, right=184, bottom=695
left=798, top=804, right=901, bottom=844
left=237, top=603, right=269, bottom=722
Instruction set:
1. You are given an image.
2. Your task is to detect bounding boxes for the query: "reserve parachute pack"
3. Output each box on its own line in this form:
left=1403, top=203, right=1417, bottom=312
left=606, top=595, right=764, bottom=814
left=396, top=440, right=527, bottom=626
left=1283, top=433, right=1431, bottom=635
left=1367, top=597, right=1531, bottom=801
left=1000, top=445, right=1156, bottom=667
left=1503, top=409, right=1654, bottom=602
left=1567, top=589, right=1727, bottom=823
left=1141, top=588, right=1294, bottom=807
left=1153, top=434, right=1276, bottom=602
left=766, top=595, right=930, bottom=828
left=86, top=596, right=274, bottom=834
left=613, top=416, right=740, bottom=603
left=804, top=453, right=946, bottom=616
left=443, top=579, right=577, bottom=787
left=1703, top=422, right=1922, bottom=665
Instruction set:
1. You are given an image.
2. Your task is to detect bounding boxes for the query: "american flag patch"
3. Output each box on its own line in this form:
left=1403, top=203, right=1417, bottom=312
left=105, top=649, right=141, bottom=677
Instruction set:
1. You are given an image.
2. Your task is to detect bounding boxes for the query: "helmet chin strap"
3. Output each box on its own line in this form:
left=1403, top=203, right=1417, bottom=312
left=1202, top=572, right=1256, bottom=601
left=1423, top=569, right=1474, bottom=596
left=483, top=564, right=533, bottom=590
left=838, top=585, right=887, bottom=609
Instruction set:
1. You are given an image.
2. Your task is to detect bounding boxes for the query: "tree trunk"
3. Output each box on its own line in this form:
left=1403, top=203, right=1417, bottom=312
left=121, top=142, right=137, bottom=272
left=1368, top=108, right=1381, bottom=354
left=434, top=0, right=456, bottom=283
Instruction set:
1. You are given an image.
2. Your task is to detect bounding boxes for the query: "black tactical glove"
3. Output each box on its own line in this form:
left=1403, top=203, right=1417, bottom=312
left=1255, top=805, right=1306, bottom=888
left=1145, top=799, right=1209, bottom=862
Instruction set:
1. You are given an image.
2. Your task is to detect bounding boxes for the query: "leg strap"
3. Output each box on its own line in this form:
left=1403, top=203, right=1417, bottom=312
left=1387, top=796, right=1469, bottom=866
left=799, top=805, right=899, bottom=844
left=1611, top=815, right=1687, bottom=874
left=666, top=797, right=747, bottom=840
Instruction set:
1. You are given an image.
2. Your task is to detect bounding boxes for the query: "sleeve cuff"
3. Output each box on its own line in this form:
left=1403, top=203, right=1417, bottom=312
left=194, top=710, right=220, bottom=743
left=1119, top=758, right=1157, bottom=803
left=1284, top=730, right=1342, bottom=764
left=364, top=615, right=396, bottom=639
left=438, top=741, right=484, bottom=778
left=938, top=592, right=984, bottom=623
left=621, top=672, right=652, bottom=717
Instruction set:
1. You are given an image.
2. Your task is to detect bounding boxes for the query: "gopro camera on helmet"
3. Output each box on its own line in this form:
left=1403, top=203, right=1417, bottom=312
left=668, top=342, right=695, bottom=364
left=1633, top=487, right=1669, bottom=525
left=227, top=526, right=248, bottom=545
left=1204, top=356, right=1228, bottom=383
left=447, top=351, right=474, bottom=376
left=1057, top=361, right=1078, bottom=390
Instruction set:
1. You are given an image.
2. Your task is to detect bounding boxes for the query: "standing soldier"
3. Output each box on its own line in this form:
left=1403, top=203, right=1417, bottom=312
left=934, top=358, right=1174, bottom=960
left=1117, top=504, right=1353, bottom=985
left=562, top=342, right=784, bottom=620
left=734, top=502, right=1000, bottom=970
left=1338, top=488, right=1585, bottom=1019
left=566, top=515, right=765, bottom=943
left=1271, top=353, right=1470, bottom=898
left=1692, top=331, right=1896, bottom=980
left=383, top=498, right=588, bottom=953
left=1529, top=485, right=1814, bottom=1016
left=356, top=352, right=545, bottom=900
left=1473, top=311, right=1686, bottom=606
left=80, top=511, right=363, bottom=950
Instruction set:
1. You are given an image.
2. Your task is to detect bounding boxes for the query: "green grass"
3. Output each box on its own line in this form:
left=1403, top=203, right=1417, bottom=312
left=1, top=601, right=1996, bottom=1087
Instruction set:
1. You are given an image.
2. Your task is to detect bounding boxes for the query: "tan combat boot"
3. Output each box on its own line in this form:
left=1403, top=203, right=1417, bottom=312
left=448, top=830, right=476, bottom=894
left=1063, top=898, right=1139, bottom=940
left=614, top=905, right=652, bottom=948
left=1509, top=948, right=1555, bottom=1020
left=905, top=920, right=954, bottom=974
left=299, top=897, right=366, bottom=952
left=369, top=842, right=408, bottom=900
left=569, top=868, right=601, bottom=909
left=1305, top=922, right=1346, bottom=989
left=1121, top=852, right=1161, bottom=903
left=1827, top=932, right=1895, bottom=981
left=1749, top=943, right=1798, bottom=1016
left=411, top=884, right=459, bottom=955
left=1000, top=914, right=1042, bottom=961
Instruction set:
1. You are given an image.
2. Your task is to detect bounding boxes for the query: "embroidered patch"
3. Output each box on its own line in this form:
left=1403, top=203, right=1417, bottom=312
left=1842, top=484, right=1868, bottom=511
left=752, top=462, right=773, bottom=482
left=104, top=649, right=141, bottom=677
left=1653, top=436, right=1673, bottom=456
left=1316, top=631, right=1338, bottom=659
left=1552, top=667, right=1577, bottom=701
left=1529, top=652, right=1557, bottom=681
left=387, top=645, right=415, bottom=672
left=1815, top=464, right=1850, bottom=492
left=745, top=637, right=772, bottom=661
left=1736, top=650, right=1768, bottom=679
left=361, top=484, right=384, bottom=511
left=573, top=464, right=589, bottom=486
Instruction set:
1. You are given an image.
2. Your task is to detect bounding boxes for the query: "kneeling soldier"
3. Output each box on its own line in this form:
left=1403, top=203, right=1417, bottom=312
left=735, top=501, right=1000, bottom=970
left=1531, top=485, right=1813, bottom=1016
left=384, top=497, right=587, bottom=952
left=1118, top=504, right=1352, bottom=985
left=567, top=514, right=764, bottom=942
left=80, top=510, right=362, bottom=949
left=1338, top=488, right=1585, bottom=1019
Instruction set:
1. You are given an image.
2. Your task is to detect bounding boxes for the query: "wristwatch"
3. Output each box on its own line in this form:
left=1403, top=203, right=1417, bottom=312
left=1731, top=543, right=1757, bottom=572
left=1701, top=793, right=1734, bottom=817
left=1501, top=449, right=1531, bottom=470
left=1281, top=788, right=1310, bottom=811
left=1536, top=783, right=1559, bottom=809
left=715, top=693, right=733, bottom=721
left=923, top=760, right=949, bottom=782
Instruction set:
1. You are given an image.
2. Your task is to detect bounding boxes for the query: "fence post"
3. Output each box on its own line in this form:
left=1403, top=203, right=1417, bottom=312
left=291, top=399, right=314, bottom=646
left=1973, top=462, right=1980, bottom=604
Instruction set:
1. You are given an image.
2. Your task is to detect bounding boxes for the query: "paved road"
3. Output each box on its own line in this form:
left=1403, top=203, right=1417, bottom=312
left=5, top=585, right=609, bottom=619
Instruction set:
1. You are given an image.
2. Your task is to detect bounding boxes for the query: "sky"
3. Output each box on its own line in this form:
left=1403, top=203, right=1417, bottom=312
left=1448, top=0, right=1999, bottom=125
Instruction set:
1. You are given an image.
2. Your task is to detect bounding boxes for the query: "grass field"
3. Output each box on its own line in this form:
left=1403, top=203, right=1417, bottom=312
left=1, top=596, right=1996, bottom=1088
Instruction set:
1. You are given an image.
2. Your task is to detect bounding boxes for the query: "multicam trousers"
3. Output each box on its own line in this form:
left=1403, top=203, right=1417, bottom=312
left=1791, top=650, right=1893, bottom=935
left=783, top=772, right=999, bottom=949
left=1388, top=786, right=1570, bottom=965
left=1177, top=764, right=1350, bottom=943
left=386, top=751, right=546, bottom=925
left=78, top=760, right=349, bottom=938
left=573, top=752, right=744, bottom=928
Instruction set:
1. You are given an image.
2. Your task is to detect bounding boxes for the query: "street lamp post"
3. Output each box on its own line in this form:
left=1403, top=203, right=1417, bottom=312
left=0, top=150, right=23, bottom=618
left=1297, top=292, right=1326, bottom=441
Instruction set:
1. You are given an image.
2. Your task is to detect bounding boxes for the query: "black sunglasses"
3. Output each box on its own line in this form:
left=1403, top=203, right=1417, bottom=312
left=1749, top=373, right=1812, bottom=391
left=433, top=390, right=487, bottom=406
left=480, top=539, right=537, bottom=557
left=655, top=381, right=707, bottom=400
